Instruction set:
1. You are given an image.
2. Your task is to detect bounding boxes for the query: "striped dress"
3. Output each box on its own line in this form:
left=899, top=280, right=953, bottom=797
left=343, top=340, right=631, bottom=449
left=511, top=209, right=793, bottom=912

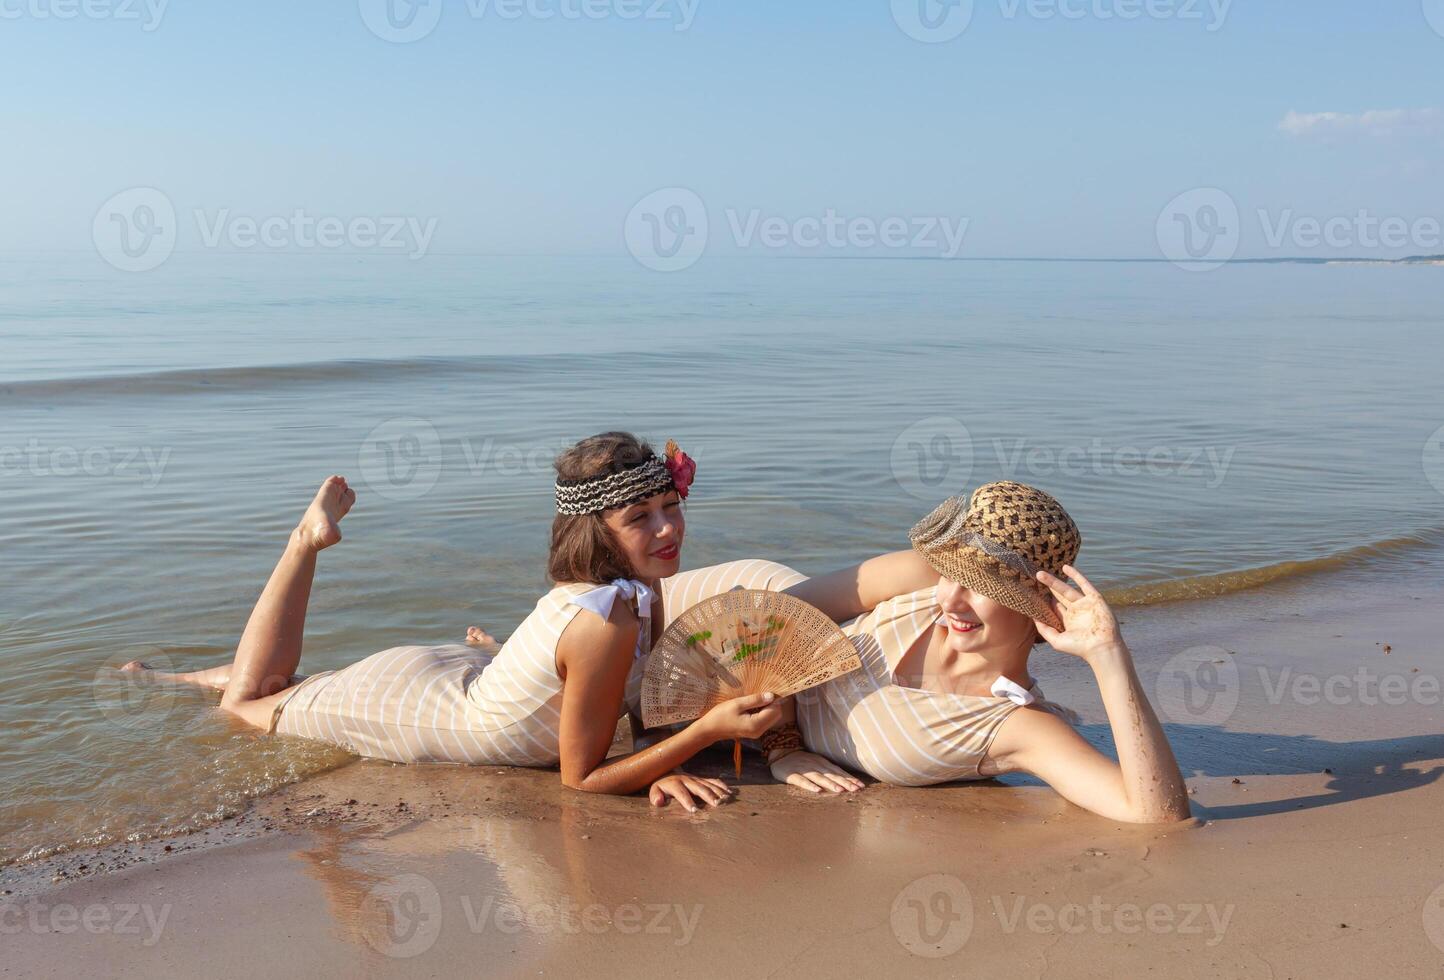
left=271, top=559, right=806, bottom=766
left=797, top=585, right=1053, bottom=786
left=656, top=558, right=808, bottom=628
left=271, top=582, right=621, bottom=766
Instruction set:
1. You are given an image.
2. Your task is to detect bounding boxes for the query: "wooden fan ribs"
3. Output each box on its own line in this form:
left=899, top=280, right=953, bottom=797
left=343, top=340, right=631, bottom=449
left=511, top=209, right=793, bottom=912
left=640, top=590, right=862, bottom=728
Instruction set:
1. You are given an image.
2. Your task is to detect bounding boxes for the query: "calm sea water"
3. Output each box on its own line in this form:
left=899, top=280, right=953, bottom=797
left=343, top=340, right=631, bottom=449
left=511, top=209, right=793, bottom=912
left=2, top=253, right=1442, bottom=863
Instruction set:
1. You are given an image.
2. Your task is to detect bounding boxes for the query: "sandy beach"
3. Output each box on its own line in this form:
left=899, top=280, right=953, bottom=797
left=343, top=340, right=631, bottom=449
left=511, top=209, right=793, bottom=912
left=6, top=551, right=1443, bottom=978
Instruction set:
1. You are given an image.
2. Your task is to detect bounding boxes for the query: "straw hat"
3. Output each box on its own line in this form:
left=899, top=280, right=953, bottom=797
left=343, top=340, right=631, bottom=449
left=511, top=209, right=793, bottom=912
left=908, top=481, right=1081, bottom=631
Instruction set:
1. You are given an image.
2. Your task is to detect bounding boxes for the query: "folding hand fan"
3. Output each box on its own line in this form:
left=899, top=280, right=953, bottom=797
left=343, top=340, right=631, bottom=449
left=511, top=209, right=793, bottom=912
left=641, top=589, right=862, bottom=775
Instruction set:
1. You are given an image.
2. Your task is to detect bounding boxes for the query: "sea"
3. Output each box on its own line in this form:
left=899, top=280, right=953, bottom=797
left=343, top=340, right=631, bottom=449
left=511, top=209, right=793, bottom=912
left=2, top=251, right=1442, bottom=864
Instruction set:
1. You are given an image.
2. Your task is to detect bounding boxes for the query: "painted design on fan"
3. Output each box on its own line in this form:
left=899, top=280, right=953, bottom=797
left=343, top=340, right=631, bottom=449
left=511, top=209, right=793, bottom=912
left=729, top=614, right=786, bottom=662
left=679, top=641, right=743, bottom=691
left=640, top=589, right=863, bottom=729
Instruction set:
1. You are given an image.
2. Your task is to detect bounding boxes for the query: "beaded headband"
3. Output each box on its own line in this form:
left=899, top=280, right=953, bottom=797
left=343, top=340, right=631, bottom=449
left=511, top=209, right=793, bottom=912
left=555, top=440, right=697, bottom=516
left=554, top=455, right=675, bottom=516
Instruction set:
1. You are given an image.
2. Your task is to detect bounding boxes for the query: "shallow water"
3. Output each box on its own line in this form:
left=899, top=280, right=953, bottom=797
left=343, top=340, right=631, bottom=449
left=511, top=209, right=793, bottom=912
left=2, top=253, right=1442, bottom=863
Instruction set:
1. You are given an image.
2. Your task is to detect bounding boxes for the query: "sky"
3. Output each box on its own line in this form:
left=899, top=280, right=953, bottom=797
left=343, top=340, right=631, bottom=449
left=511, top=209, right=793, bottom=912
left=2, top=0, right=1443, bottom=261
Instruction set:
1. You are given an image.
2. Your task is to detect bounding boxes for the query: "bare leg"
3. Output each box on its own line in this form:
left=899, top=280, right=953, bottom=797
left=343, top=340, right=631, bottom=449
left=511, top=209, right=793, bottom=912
left=219, top=476, right=355, bottom=730
left=117, top=661, right=305, bottom=692
left=118, top=661, right=235, bottom=690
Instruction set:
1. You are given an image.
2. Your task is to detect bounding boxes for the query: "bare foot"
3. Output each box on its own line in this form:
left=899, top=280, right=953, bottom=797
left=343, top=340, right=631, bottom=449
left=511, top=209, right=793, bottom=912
left=297, top=476, right=356, bottom=551
left=465, top=627, right=500, bottom=653
left=116, top=662, right=236, bottom=690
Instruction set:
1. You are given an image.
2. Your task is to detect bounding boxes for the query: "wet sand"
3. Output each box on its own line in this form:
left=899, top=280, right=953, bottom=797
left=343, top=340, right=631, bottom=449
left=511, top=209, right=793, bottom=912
left=6, top=559, right=1444, bottom=978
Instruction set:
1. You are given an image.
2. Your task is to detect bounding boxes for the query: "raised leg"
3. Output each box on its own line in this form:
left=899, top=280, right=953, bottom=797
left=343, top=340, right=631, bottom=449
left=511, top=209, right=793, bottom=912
left=219, top=476, right=355, bottom=730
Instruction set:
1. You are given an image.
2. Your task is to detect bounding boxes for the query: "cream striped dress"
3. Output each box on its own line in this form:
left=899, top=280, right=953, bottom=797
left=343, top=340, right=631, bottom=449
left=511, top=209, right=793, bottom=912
left=272, top=559, right=806, bottom=766
left=656, top=558, right=808, bottom=629
left=272, top=582, right=637, bottom=766
left=798, top=585, right=1058, bottom=786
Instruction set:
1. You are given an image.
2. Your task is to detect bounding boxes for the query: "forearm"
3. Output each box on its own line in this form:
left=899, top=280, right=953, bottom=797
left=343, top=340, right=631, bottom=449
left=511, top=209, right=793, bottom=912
left=568, top=723, right=717, bottom=796
left=784, top=550, right=935, bottom=623
left=1091, top=645, right=1190, bottom=821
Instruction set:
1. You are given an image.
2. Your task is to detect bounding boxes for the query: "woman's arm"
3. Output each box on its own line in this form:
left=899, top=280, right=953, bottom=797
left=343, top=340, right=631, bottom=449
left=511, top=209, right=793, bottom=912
left=556, top=602, right=783, bottom=797
left=783, top=549, right=937, bottom=623
left=986, top=566, right=1190, bottom=823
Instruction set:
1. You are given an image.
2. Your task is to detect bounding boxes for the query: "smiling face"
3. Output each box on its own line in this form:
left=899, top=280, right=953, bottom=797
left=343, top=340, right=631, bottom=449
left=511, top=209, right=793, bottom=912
left=602, top=490, right=685, bottom=581
left=934, top=575, right=1039, bottom=654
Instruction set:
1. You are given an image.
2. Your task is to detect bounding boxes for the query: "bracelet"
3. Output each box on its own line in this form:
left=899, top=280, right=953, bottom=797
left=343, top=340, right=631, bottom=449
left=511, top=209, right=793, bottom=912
left=760, top=725, right=803, bottom=764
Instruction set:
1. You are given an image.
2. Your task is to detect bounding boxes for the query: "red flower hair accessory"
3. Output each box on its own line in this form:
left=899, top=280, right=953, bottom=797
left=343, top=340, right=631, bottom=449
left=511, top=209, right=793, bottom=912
left=664, top=440, right=696, bottom=499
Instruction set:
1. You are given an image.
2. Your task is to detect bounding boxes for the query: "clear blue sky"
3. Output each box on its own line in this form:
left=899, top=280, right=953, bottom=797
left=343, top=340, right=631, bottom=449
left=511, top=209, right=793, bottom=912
left=3, top=0, right=1442, bottom=258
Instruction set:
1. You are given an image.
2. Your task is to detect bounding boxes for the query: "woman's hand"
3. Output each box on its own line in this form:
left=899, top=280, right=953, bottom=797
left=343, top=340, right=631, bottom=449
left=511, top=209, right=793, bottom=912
left=770, top=751, right=864, bottom=794
left=648, top=773, right=734, bottom=812
left=696, top=692, right=784, bottom=742
left=1034, top=565, right=1125, bottom=664
left=464, top=626, right=500, bottom=654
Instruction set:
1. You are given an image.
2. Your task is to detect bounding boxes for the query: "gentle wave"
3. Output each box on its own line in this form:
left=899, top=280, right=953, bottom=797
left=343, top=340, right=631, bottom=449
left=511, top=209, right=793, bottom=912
left=0, top=356, right=515, bottom=401
left=1106, top=528, right=1444, bottom=607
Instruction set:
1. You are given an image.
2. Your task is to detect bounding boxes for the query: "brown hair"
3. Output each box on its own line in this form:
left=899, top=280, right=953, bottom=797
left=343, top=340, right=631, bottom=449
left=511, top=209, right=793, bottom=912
left=547, top=431, right=658, bottom=585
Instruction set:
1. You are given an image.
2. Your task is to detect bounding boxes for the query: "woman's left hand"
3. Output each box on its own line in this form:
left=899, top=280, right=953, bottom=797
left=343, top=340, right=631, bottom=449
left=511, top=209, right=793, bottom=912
left=1034, top=564, right=1125, bottom=663
left=648, top=772, right=734, bottom=812
left=770, top=751, right=865, bottom=794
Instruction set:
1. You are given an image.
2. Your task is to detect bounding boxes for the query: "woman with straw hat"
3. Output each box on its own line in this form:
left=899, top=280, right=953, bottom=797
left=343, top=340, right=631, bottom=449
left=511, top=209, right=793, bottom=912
left=780, top=481, right=1191, bottom=823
